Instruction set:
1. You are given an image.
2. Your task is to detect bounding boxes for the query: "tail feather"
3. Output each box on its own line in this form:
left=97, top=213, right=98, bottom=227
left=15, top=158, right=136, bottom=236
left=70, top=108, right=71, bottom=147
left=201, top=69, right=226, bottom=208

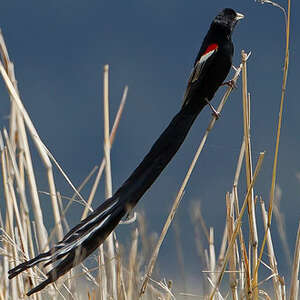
left=60, top=196, right=119, bottom=243
left=8, top=107, right=201, bottom=295
left=8, top=194, right=126, bottom=294
left=26, top=277, right=52, bottom=296
left=8, top=251, right=53, bottom=279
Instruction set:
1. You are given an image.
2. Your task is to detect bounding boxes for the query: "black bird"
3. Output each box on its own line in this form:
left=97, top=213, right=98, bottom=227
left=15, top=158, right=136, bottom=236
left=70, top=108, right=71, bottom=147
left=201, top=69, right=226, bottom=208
left=8, top=8, right=243, bottom=295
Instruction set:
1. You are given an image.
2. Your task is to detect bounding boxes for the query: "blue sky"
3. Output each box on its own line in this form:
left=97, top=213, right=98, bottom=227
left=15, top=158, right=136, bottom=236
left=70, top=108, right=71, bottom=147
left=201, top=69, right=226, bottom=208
left=1, top=0, right=299, bottom=291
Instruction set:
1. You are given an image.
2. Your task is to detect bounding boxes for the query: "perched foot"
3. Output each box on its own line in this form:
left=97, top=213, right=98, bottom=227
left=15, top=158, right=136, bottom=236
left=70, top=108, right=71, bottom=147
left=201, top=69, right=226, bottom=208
left=221, top=79, right=237, bottom=89
left=205, top=98, right=220, bottom=119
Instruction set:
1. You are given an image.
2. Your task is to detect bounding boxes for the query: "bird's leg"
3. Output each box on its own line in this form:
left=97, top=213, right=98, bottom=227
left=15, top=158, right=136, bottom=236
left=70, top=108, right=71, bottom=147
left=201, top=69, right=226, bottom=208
left=221, top=79, right=237, bottom=89
left=205, top=98, right=220, bottom=119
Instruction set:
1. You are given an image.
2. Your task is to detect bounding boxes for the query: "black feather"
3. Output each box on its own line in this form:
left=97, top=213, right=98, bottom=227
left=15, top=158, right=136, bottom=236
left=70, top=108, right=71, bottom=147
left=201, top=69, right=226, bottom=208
left=8, top=8, right=243, bottom=295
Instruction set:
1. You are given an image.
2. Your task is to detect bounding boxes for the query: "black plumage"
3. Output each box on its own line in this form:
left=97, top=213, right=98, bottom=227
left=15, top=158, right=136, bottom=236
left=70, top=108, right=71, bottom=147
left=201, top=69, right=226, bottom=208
left=8, top=8, right=243, bottom=296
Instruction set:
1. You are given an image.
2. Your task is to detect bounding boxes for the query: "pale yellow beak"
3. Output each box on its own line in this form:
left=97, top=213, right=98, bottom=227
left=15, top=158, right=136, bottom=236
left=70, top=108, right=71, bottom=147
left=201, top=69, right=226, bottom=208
left=236, top=12, right=244, bottom=20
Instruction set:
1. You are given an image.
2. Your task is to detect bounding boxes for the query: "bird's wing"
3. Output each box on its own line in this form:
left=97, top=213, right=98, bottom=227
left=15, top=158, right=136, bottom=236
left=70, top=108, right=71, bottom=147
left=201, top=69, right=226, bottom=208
left=182, top=43, right=218, bottom=107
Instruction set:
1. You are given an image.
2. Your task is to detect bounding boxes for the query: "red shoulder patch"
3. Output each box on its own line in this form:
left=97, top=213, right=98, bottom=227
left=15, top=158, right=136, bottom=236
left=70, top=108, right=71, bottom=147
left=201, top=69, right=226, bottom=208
left=203, top=43, right=218, bottom=55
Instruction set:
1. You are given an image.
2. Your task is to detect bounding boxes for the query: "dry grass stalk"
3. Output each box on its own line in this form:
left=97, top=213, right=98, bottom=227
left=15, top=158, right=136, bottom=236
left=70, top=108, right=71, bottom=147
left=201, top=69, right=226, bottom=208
left=97, top=246, right=107, bottom=300
left=113, top=235, right=124, bottom=300
left=0, top=48, right=49, bottom=252
left=103, top=64, right=117, bottom=299
left=0, top=31, right=62, bottom=246
left=2, top=129, right=28, bottom=215
left=226, top=193, right=238, bottom=300
left=216, top=226, right=227, bottom=274
left=259, top=198, right=282, bottom=299
left=241, top=50, right=259, bottom=299
left=255, top=0, right=291, bottom=281
left=0, top=137, right=9, bottom=300
left=82, top=85, right=128, bottom=220
left=1, top=141, right=16, bottom=298
left=0, top=30, right=18, bottom=154
left=103, top=65, right=113, bottom=199
left=208, top=227, right=216, bottom=294
left=127, top=228, right=138, bottom=300
left=230, top=139, right=250, bottom=297
left=209, top=151, right=265, bottom=300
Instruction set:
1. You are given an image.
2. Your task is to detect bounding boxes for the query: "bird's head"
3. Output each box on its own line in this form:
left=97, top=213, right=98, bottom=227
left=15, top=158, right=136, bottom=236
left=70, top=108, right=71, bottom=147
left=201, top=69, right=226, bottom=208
left=213, top=8, right=244, bottom=36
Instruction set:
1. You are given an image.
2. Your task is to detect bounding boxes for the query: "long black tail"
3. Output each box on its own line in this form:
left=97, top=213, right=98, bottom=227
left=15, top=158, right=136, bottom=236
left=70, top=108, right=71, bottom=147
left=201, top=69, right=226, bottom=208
left=8, top=103, right=204, bottom=295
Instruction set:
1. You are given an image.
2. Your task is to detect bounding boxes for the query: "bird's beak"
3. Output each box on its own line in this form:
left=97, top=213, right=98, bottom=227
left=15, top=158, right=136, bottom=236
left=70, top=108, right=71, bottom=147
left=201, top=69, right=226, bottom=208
left=235, top=12, right=244, bottom=21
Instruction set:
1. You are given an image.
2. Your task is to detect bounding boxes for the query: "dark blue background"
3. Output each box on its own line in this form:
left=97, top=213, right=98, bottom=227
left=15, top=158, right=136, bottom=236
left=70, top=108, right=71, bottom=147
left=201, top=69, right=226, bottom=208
left=1, top=0, right=299, bottom=293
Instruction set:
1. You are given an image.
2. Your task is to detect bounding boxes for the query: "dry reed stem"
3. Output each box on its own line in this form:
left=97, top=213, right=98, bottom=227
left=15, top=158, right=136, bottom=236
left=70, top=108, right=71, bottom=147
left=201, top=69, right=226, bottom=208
left=0, top=52, right=49, bottom=252
left=231, top=139, right=249, bottom=295
left=82, top=85, right=128, bottom=220
left=97, top=246, right=107, bottom=300
left=0, top=33, right=63, bottom=244
left=113, top=236, right=122, bottom=300
left=254, top=0, right=291, bottom=281
left=216, top=226, right=227, bottom=273
left=103, top=64, right=117, bottom=300
left=127, top=228, right=138, bottom=300
left=0, top=31, right=62, bottom=245
left=140, top=59, right=244, bottom=298
left=290, top=222, right=300, bottom=300
left=16, top=118, right=28, bottom=237
left=25, top=218, right=40, bottom=299
left=1, top=142, right=15, bottom=298
left=13, top=231, right=25, bottom=296
left=242, top=50, right=259, bottom=299
left=2, top=129, right=28, bottom=214
left=3, top=147, right=23, bottom=299
left=260, top=198, right=282, bottom=299
left=208, top=227, right=216, bottom=294
left=6, top=166, right=27, bottom=260
left=46, top=167, right=63, bottom=241
left=0, top=31, right=18, bottom=154
left=243, top=243, right=251, bottom=298
left=233, top=139, right=245, bottom=189
left=114, top=233, right=128, bottom=300
left=209, top=151, right=265, bottom=300
left=103, top=65, right=113, bottom=199
left=226, top=193, right=238, bottom=300
left=233, top=139, right=250, bottom=297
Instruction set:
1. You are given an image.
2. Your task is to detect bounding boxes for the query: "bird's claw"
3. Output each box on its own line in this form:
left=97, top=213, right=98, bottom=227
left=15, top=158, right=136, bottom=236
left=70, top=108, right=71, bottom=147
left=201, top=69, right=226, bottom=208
left=221, top=80, right=237, bottom=89
left=212, top=111, right=221, bottom=120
